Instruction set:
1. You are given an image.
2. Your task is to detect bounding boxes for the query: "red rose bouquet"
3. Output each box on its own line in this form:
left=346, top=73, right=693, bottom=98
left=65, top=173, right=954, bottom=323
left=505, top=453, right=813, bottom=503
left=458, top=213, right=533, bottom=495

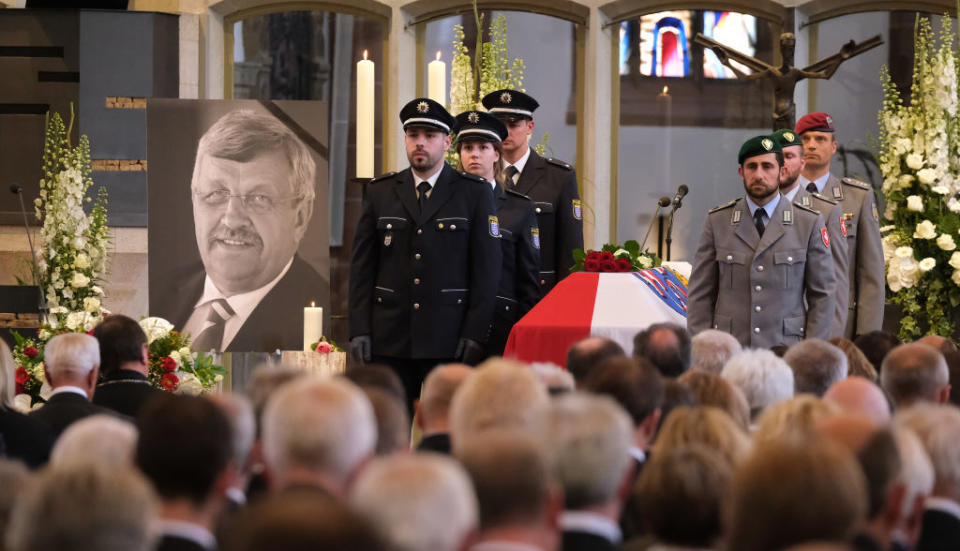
left=571, top=240, right=661, bottom=273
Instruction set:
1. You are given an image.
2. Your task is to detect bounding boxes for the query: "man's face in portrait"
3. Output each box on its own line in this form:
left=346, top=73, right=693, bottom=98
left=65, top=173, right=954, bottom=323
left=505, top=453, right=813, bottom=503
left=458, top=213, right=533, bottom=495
left=192, top=149, right=311, bottom=295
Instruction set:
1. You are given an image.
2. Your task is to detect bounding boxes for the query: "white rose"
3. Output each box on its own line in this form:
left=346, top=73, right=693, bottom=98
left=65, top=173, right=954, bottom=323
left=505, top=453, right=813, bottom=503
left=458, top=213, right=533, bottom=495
left=83, top=297, right=100, bottom=313
left=918, top=168, right=938, bottom=185
left=178, top=347, right=191, bottom=358
left=91, top=285, right=104, bottom=296
left=920, top=257, right=937, bottom=272
left=949, top=198, right=960, bottom=213
left=74, top=253, right=90, bottom=269
left=906, top=153, right=925, bottom=170
left=954, top=270, right=960, bottom=287
left=914, top=220, right=938, bottom=239
left=899, top=174, right=915, bottom=188
left=906, top=195, right=924, bottom=211
left=895, top=246, right=914, bottom=259
left=950, top=252, right=960, bottom=270
left=70, top=272, right=90, bottom=288
left=169, top=351, right=181, bottom=363
left=175, top=373, right=204, bottom=396
left=932, top=185, right=951, bottom=195
left=138, top=317, right=174, bottom=344
left=65, top=312, right=83, bottom=330
left=637, top=256, right=652, bottom=268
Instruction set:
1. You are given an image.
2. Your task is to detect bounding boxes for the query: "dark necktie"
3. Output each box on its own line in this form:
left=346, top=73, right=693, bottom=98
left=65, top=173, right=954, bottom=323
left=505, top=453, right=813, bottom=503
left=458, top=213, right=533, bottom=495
left=417, top=181, right=431, bottom=214
left=505, top=165, right=519, bottom=187
left=806, top=182, right=818, bottom=193
left=191, top=298, right=235, bottom=352
left=753, top=208, right=766, bottom=237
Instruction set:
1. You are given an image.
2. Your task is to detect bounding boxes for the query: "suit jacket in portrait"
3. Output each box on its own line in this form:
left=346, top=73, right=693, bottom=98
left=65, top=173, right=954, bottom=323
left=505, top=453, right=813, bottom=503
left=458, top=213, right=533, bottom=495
left=348, top=163, right=502, bottom=359
left=915, top=508, right=960, bottom=551
left=513, top=150, right=584, bottom=293
left=687, top=196, right=836, bottom=348
left=0, top=406, right=54, bottom=468
left=93, top=369, right=162, bottom=419
left=28, top=391, right=121, bottom=439
left=159, top=255, right=324, bottom=352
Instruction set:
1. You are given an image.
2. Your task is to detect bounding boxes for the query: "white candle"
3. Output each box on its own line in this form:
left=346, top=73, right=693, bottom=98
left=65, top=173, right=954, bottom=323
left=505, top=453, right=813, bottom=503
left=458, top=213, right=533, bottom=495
left=303, top=302, right=323, bottom=352
left=428, top=51, right=446, bottom=106
left=356, top=50, right=375, bottom=179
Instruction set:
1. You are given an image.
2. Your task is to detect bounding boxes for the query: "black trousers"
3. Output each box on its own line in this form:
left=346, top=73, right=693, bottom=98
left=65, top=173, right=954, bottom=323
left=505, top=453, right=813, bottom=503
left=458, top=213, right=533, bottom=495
left=371, top=355, right=450, bottom=412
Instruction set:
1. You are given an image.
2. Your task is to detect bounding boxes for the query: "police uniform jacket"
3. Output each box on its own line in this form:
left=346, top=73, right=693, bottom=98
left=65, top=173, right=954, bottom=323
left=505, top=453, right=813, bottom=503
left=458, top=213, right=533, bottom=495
left=687, top=196, right=836, bottom=348
left=487, top=183, right=541, bottom=356
left=795, top=188, right=851, bottom=337
left=823, top=174, right=885, bottom=338
left=513, top=150, right=583, bottom=293
left=349, top=163, right=502, bottom=359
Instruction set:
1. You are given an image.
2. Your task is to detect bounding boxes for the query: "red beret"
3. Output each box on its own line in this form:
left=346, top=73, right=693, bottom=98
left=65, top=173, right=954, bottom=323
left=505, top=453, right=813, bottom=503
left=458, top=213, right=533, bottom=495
left=795, top=112, right=835, bottom=134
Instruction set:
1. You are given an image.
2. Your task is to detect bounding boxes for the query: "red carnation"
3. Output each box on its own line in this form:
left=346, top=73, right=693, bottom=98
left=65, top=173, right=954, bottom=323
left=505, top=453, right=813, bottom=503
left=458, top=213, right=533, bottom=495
left=162, top=356, right=177, bottom=372
left=616, top=258, right=633, bottom=272
left=23, top=347, right=38, bottom=359
left=601, top=251, right=615, bottom=261
left=584, top=258, right=601, bottom=272
left=160, top=372, right=179, bottom=391
left=586, top=251, right=601, bottom=262
left=314, top=341, right=333, bottom=354
left=600, top=260, right=617, bottom=272
left=15, top=367, right=29, bottom=385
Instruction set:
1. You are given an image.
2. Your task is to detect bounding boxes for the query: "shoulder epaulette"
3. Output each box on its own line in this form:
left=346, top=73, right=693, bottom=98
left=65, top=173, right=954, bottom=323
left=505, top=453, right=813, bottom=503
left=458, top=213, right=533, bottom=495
left=370, top=172, right=396, bottom=183
left=708, top=198, right=741, bottom=213
left=545, top=158, right=572, bottom=171
left=841, top=177, right=871, bottom=190
left=458, top=171, right=485, bottom=183
left=809, top=192, right=838, bottom=205
left=794, top=202, right=819, bottom=215
left=506, top=189, right=532, bottom=201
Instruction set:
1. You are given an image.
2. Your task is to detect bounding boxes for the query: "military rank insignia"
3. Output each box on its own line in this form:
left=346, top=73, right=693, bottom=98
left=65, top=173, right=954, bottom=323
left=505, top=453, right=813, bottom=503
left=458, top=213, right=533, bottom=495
left=822, top=228, right=831, bottom=248
left=840, top=217, right=847, bottom=237
left=531, top=228, right=540, bottom=249
left=783, top=210, right=792, bottom=225
left=833, top=187, right=842, bottom=200
left=572, top=199, right=583, bottom=220
left=489, top=215, right=501, bottom=237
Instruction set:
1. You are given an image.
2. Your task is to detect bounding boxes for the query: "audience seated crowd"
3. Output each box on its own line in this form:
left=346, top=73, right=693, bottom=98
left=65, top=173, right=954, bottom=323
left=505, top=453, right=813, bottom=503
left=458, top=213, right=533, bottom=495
left=4, top=314, right=960, bottom=551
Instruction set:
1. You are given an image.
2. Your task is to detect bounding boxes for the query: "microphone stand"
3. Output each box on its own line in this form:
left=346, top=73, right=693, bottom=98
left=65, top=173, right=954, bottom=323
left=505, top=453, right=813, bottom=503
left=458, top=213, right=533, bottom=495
left=641, top=197, right=671, bottom=251
left=664, top=199, right=682, bottom=262
left=10, top=185, right=47, bottom=314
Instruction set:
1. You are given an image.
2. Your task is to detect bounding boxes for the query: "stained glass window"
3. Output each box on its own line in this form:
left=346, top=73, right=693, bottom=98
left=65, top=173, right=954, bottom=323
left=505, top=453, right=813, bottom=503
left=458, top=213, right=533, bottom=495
left=638, top=11, right=693, bottom=77
left=702, top=11, right=757, bottom=79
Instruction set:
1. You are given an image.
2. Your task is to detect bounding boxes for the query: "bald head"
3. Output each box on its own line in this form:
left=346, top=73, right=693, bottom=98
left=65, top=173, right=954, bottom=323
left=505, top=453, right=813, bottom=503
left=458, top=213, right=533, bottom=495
left=418, top=364, right=473, bottom=434
left=824, top=377, right=891, bottom=425
left=917, top=335, right=957, bottom=354
left=880, top=343, right=950, bottom=408
left=566, top=338, right=625, bottom=383
left=816, top=414, right=881, bottom=454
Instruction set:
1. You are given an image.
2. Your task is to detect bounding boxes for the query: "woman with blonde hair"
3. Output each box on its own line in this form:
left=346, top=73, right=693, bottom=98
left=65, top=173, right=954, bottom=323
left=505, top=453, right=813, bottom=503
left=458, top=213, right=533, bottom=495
left=652, top=406, right=752, bottom=467
left=677, top=370, right=751, bottom=432
left=829, top=337, right=878, bottom=382
left=753, top=394, right=841, bottom=446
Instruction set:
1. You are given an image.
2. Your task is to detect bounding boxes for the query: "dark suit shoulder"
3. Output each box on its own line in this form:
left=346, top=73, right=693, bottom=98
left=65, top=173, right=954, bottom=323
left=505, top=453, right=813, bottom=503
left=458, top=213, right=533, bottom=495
left=457, top=170, right=487, bottom=184
left=370, top=171, right=398, bottom=184
left=545, top=157, right=573, bottom=171
left=842, top=176, right=871, bottom=190
left=709, top=198, right=741, bottom=213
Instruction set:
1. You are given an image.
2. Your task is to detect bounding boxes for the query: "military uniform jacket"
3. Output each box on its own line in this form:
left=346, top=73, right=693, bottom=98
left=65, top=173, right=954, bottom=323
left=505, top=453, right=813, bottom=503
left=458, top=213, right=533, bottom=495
left=823, top=173, right=885, bottom=337
left=487, top=184, right=541, bottom=355
left=349, top=164, right=502, bottom=359
left=513, top=150, right=584, bottom=293
left=795, top=188, right=850, bottom=337
left=687, top=197, right=836, bottom=349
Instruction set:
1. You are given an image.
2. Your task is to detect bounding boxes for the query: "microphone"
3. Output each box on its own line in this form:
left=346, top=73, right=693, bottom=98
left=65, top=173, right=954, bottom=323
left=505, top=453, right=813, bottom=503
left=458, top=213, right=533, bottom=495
left=657, top=196, right=671, bottom=208
left=10, top=184, right=47, bottom=313
left=671, top=185, right=689, bottom=208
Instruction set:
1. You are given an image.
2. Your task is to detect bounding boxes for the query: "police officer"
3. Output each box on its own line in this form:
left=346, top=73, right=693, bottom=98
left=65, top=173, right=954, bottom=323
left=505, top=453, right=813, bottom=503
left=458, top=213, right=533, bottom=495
left=452, top=110, right=540, bottom=357
left=482, top=89, right=583, bottom=294
left=773, top=128, right=850, bottom=337
left=687, top=135, right=836, bottom=348
left=348, top=98, right=502, bottom=403
left=796, top=112, right=884, bottom=338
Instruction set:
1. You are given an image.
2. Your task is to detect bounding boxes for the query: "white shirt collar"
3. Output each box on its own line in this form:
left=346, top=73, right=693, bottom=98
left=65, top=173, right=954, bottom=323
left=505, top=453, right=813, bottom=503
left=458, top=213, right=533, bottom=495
left=559, top=511, right=622, bottom=543
left=745, top=193, right=780, bottom=221
left=797, top=172, right=831, bottom=194
left=508, top=146, right=532, bottom=176
left=414, top=164, right=444, bottom=189
left=925, top=496, right=960, bottom=520
left=184, top=258, right=293, bottom=350
left=782, top=183, right=801, bottom=202
left=157, top=519, right=216, bottom=550
left=50, top=386, right=88, bottom=399
left=472, top=542, right=543, bottom=551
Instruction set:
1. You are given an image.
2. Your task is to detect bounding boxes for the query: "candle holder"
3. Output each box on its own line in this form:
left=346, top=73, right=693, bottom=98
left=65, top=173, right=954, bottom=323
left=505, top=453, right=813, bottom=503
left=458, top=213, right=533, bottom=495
left=352, top=176, right=373, bottom=200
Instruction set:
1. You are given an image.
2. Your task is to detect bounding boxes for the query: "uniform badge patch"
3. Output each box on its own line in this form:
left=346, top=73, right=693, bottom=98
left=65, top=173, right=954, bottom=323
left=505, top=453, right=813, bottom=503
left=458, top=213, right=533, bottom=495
left=489, top=215, right=501, bottom=237
left=417, top=101, right=429, bottom=113
left=783, top=210, right=793, bottom=224
left=822, top=228, right=831, bottom=248
left=801, top=196, right=810, bottom=207
left=531, top=228, right=540, bottom=249
left=833, top=187, right=842, bottom=199
left=840, top=217, right=847, bottom=237
left=572, top=199, right=583, bottom=220
left=384, top=233, right=392, bottom=246
left=732, top=209, right=742, bottom=224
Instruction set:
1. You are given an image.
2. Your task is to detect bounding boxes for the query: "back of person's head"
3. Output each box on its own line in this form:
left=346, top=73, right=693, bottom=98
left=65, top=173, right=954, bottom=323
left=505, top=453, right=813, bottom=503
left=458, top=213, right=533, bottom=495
left=542, top=392, right=632, bottom=510
left=363, top=387, right=410, bottom=455
left=917, top=335, right=958, bottom=354
left=262, top=377, right=376, bottom=491
left=582, top=356, right=663, bottom=427
left=6, top=463, right=156, bottom=551
left=566, top=337, right=625, bottom=383
left=0, top=340, right=17, bottom=408
left=43, top=332, right=100, bottom=385
left=52, top=414, right=137, bottom=468
left=634, top=444, right=731, bottom=548
left=824, top=377, right=891, bottom=425
left=691, top=329, right=742, bottom=374
left=245, top=364, right=306, bottom=436
left=881, top=343, right=950, bottom=408
left=418, top=364, right=473, bottom=430
left=344, top=363, right=407, bottom=404
left=225, top=487, right=387, bottom=551
left=0, top=460, right=31, bottom=540
left=726, top=438, right=868, bottom=551
left=529, top=362, right=576, bottom=394
left=450, top=359, right=548, bottom=451
left=136, top=393, right=233, bottom=504
left=830, top=337, right=878, bottom=382
left=633, top=323, right=691, bottom=377
left=656, top=379, right=696, bottom=434
left=93, top=314, right=147, bottom=377
left=456, top=430, right=555, bottom=532
left=350, top=454, right=478, bottom=551
left=207, top=392, right=256, bottom=472
left=753, top=395, right=841, bottom=447
left=677, top=370, right=750, bottom=431
left=854, top=331, right=901, bottom=374
left=653, top=406, right=751, bottom=467
left=784, top=339, right=848, bottom=397
left=721, top=349, right=793, bottom=419
left=895, top=403, right=960, bottom=502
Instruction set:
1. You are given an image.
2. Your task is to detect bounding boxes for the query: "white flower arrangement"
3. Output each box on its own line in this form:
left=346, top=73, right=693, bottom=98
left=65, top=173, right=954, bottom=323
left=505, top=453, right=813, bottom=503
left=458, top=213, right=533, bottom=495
left=879, top=16, right=960, bottom=338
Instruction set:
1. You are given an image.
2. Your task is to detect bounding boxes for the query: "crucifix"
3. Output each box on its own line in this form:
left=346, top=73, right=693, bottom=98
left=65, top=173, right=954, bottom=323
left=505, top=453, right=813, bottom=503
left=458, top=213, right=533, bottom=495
left=694, top=32, right=884, bottom=131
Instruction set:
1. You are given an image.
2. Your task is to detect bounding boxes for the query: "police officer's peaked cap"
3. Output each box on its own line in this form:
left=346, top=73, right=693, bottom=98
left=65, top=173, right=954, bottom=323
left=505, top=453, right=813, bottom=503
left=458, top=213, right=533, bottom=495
left=771, top=129, right=802, bottom=150
left=481, top=89, right=540, bottom=121
left=738, top=135, right=782, bottom=165
left=400, top=98, right=455, bottom=134
left=453, top=110, right=508, bottom=143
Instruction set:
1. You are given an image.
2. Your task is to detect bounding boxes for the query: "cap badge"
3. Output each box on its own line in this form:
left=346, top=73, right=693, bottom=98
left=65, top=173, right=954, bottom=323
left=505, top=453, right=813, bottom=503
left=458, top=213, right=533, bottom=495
left=417, top=101, right=429, bottom=113
left=826, top=115, right=834, bottom=126
left=500, top=92, right=512, bottom=104
left=468, top=111, right=480, bottom=123
left=761, top=138, right=774, bottom=151
left=784, top=131, right=795, bottom=142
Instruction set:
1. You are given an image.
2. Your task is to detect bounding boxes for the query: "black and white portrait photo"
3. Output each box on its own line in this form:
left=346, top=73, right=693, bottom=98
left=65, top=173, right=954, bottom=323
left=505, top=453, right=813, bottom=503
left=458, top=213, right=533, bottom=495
left=147, top=100, right=330, bottom=352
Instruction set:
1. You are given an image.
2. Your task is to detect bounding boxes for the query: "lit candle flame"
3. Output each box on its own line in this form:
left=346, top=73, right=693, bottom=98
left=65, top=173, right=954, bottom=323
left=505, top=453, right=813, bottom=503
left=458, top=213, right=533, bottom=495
left=436, top=51, right=442, bottom=61
left=310, top=301, right=316, bottom=307
left=662, top=86, right=669, bottom=94
left=363, top=50, right=368, bottom=61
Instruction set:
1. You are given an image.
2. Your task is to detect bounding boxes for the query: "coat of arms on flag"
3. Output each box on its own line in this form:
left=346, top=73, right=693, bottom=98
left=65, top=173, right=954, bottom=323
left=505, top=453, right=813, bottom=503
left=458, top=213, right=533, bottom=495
left=633, top=267, right=688, bottom=316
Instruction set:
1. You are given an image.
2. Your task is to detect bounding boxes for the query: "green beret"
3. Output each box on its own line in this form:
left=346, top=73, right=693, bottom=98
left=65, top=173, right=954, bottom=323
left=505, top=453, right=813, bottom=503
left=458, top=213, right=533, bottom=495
left=771, top=129, right=802, bottom=150
left=738, top=135, right=781, bottom=165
